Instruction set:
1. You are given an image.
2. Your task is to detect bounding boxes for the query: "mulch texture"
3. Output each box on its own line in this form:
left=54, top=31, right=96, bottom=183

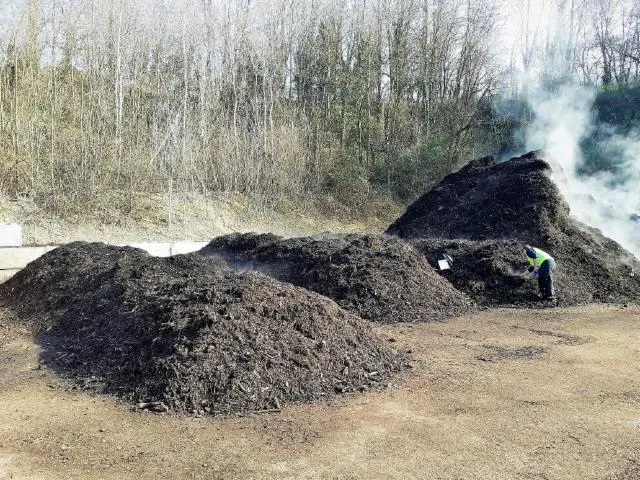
left=387, top=152, right=640, bottom=307
left=198, top=233, right=475, bottom=323
left=0, top=242, right=408, bottom=414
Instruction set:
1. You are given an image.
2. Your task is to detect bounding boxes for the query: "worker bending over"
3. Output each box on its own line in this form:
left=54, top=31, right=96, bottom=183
left=524, top=245, right=556, bottom=300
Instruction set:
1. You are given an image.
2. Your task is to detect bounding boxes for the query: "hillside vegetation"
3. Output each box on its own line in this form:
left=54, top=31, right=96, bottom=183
left=0, top=1, right=638, bottom=235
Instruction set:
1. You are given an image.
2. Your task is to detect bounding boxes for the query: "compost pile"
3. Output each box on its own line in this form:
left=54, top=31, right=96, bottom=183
left=197, top=233, right=475, bottom=322
left=387, top=152, right=640, bottom=307
left=0, top=242, right=407, bottom=414
left=386, top=151, right=569, bottom=243
left=410, top=238, right=609, bottom=307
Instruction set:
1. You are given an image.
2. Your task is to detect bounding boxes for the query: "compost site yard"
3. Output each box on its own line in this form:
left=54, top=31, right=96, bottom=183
left=1, top=152, right=639, bottom=479
left=1, top=304, right=639, bottom=480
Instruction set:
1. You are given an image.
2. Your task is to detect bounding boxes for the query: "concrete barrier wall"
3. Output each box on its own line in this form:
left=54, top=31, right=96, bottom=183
left=115, top=242, right=208, bottom=257
left=0, top=269, right=20, bottom=283
left=0, top=246, right=57, bottom=269
left=0, top=241, right=209, bottom=282
left=0, top=223, right=22, bottom=247
left=170, top=241, right=209, bottom=255
left=119, top=242, right=172, bottom=257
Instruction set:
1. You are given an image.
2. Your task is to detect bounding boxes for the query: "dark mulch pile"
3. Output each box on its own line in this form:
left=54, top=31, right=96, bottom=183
left=197, top=233, right=475, bottom=323
left=411, top=238, right=638, bottom=307
left=387, top=152, right=640, bottom=307
left=0, top=242, right=407, bottom=415
left=386, top=151, right=569, bottom=244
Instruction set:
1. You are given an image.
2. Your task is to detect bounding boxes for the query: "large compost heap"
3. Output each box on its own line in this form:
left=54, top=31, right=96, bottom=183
left=0, top=242, right=407, bottom=414
left=197, top=233, right=475, bottom=323
left=386, top=152, right=640, bottom=307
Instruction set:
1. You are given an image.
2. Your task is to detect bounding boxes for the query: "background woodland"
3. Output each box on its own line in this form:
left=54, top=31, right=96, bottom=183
left=0, top=0, right=638, bottom=227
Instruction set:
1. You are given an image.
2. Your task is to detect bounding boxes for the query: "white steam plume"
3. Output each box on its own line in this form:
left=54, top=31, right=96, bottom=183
left=525, top=85, right=640, bottom=259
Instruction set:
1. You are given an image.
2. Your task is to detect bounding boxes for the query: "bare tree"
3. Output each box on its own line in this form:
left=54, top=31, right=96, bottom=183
left=0, top=0, right=511, bottom=218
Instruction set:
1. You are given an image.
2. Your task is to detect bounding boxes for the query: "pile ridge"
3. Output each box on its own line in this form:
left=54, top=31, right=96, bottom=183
left=386, top=151, right=569, bottom=243
left=198, top=233, right=475, bottom=323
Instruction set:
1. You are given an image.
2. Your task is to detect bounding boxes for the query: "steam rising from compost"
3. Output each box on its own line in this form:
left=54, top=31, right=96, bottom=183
left=525, top=85, right=640, bottom=259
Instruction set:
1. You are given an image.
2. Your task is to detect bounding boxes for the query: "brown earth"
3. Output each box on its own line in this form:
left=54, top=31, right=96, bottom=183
left=1, top=303, right=639, bottom=480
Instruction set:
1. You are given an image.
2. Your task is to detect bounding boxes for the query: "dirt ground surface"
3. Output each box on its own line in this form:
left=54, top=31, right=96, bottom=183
left=1, top=303, right=639, bottom=480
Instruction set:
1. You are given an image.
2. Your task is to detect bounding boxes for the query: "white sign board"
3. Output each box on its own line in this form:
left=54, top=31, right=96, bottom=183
left=438, top=259, right=451, bottom=270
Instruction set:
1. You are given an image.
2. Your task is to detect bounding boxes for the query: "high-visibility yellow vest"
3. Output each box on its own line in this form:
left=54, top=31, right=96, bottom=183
left=527, top=247, right=552, bottom=268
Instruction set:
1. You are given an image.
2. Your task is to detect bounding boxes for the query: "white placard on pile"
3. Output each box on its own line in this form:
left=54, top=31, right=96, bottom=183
left=438, top=259, right=451, bottom=270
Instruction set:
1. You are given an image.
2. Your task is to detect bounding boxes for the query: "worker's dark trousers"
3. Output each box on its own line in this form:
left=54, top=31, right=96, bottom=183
left=538, top=259, right=556, bottom=298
